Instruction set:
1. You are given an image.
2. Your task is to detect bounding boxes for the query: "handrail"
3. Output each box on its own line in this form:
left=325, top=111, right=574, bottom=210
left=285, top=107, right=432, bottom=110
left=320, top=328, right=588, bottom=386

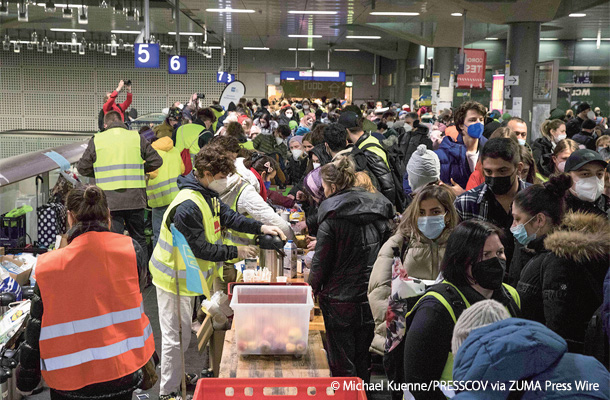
left=0, top=140, right=90, bottom=187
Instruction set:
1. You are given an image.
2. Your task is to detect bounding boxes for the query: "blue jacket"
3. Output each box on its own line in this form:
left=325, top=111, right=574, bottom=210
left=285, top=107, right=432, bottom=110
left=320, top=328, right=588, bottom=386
left=435, top=133, right=487, bottom=189
left=453, top=318, right=610, bottom=399
left=604, top=269, right=610, bottom=340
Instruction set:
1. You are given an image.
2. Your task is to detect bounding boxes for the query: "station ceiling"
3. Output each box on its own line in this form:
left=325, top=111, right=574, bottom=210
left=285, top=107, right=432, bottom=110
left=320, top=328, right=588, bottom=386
left=0, top=0, right=608, bottom=57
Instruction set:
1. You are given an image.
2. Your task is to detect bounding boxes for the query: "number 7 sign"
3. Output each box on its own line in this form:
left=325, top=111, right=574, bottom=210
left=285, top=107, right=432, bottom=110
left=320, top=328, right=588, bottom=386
left=135, top=43, right=160, bottom=68
left=217, top=72, right=235, bottom=84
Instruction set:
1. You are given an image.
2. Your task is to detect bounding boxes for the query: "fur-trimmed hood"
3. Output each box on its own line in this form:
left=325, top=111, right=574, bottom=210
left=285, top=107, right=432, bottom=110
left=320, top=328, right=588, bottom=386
left=544, top=212, right=610, bottom=263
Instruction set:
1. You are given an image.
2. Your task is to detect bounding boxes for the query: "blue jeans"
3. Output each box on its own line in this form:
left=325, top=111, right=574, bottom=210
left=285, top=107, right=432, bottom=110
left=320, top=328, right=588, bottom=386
left=151, top=205, right=168, bottom=250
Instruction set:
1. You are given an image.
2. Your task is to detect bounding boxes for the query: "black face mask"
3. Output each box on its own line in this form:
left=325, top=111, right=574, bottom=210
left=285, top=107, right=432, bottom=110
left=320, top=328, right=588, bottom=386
left=485, top=173, right=515, bottom=195
left=471, top=257, right=506, bottom=290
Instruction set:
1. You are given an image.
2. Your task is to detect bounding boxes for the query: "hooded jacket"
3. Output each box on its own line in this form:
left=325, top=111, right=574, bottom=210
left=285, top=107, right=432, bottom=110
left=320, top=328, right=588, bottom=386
left=435, top=133, right=487, bottom=190
left=153, top=120, right=175, bottom=140
left=148, top=136, right=185, bottom=181
left=453, top=318, right=610, bottom=399
left=217, top=174, right=294, bottom=240
left=367, top=230, right=449, bottom=355
left=310, top=187, right=393, bottom=303
left=171, top=172, right=263, bottom=262
left=353, top=133, right=397, bottom=205
left=517, top=212, right=609, bottom=352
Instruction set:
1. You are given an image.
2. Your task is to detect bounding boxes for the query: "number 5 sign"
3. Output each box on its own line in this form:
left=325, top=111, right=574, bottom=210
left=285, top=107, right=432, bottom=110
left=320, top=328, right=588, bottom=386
left=169, top=55, right=187, bottom=74
left=135, top=43, right=160, bottom=68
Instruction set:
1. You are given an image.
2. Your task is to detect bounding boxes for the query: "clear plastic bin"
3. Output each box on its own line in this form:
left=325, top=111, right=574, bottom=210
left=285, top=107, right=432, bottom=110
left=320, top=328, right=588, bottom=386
left=230, top=285, right=314, bottom=356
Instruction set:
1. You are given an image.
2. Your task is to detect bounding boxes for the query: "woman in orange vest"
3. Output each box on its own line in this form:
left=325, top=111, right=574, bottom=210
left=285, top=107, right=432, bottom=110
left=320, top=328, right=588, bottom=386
left=17, top=185, right=155, bottom=400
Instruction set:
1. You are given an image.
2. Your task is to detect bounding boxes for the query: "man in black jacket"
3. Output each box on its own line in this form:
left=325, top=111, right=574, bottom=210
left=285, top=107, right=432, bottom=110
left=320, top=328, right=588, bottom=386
left=338, top=111, right=397, bottom=205
left=566, top=102, right=591, bottom=138
left=572, top=119, right=597, bottom=150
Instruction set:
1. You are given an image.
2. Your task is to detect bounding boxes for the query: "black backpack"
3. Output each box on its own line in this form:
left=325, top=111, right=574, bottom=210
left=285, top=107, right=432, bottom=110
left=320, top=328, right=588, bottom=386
left=389, top=124, right=434, bottom=177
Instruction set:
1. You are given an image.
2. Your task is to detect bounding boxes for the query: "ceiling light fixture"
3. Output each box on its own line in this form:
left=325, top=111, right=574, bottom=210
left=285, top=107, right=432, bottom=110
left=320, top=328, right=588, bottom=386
left=62, top=5, right=72, bottom=17
left=111, top=30, right=141, bottom=34
left=50, top=28, right=87, bottom=32
left=44, top=0, right=55, bottom=12
left=485, top=37, right=499, bottom=40
left=451, top=12, right=462, bottom=17
left=168, top=31, right=204, bottom=36
left=334, top=48, right=360, bottom=52
left=370, top=12, right=419, bottom=16
left=288, top=10, right=337, bottom=15
left=13, top=42, right=20, bottom=53
left=568, top=13, right=586, bottom=17
left=346, top=35, right=381, bottom=39
left=18, top=0, right=28, bottom=21
left=288, top=47, right=315, bottom=51
left=582, top=38, right=609, bottom=40
left=0, top=1, right=8, bottom=16
left=243, top=46, right=270, bottom=50
left=540, top=38, right=558, bottom=41
left=288, top=34, right=322, bottom=38
left=205, top=8, right=255, bottom=13
left=78, top=5, right=87, bottom=23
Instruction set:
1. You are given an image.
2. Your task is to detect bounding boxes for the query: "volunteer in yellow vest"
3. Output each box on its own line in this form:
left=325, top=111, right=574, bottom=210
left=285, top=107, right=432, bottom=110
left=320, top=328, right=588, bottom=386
left=224, top=121, right=255, bottom=150
left=78, top=111, right=162, bottom=262
left=339, top=111, right=397, bottom=205
left=149, top=146, right=285, bottom=400
left=174, top=118, right=207, bottom=165
left=146, top=136, right=185, bottom=249
left=206, top=143, right=294, bottom=293
left=402, top=220, right=520, bottom=399
left=17, top=185, right=154, bottom=399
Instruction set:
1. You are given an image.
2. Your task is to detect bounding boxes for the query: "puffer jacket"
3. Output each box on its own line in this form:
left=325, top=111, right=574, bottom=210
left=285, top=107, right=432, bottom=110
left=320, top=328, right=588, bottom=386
left=16, top=223, right=148, bottom=399
left=217, top=174, right=295, bottom=240
left=532, top=136, right=555, bottom=178
left=435, top=133, right=487, bottom=190
left=367, top=230, right=449, bottom=355
left=310, top=187, right=393, bottom=303
left=517, top=212, right=609, bottom=353
left=453, top=318, right=610, bottom=399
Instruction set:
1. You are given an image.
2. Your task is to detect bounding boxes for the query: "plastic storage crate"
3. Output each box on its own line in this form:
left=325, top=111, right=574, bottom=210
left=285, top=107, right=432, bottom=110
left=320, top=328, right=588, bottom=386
left=0, top=213, right=26, bottom=248
left=193, top=378, right=368, bottom=399
left=230, top=285, right=314, bottom=356
left=227, top=281, right=309, bottom=302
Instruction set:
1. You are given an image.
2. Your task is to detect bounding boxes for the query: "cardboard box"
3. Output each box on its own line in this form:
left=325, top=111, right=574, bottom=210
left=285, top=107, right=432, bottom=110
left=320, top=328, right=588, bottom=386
left=0, top=255, right=32, bottom=286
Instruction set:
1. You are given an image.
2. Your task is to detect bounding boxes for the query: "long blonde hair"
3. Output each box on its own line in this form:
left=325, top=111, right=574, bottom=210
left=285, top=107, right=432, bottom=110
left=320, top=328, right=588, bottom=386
left=540, top=119, right=565, bottom=143
left=398, top=185, right=458, bottom=240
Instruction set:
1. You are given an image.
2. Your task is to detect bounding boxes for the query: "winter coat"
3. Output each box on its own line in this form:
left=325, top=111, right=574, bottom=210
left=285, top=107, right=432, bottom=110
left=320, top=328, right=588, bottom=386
left=507, top=234, right=548, bottom=287
left=310, top=187, right=393, bottom=303
left=367, top=230, right=449, bottom=355
left=235, top=157, right=260, bottom=190
left=435, top=133, right=487, bottom=190
left=217, top=174, right=294, bottom=240
left=453, top=318, right=610, bottom=400
left=565, top=191, right=610, bottom=218
left=566, top=116, right=585, bottom=138
left=395, top=124, right=433, bottom=175
left=172, top=172, right=263, bottom=262
left=153, top=120, right=174, bottom=139
left=573, top=132, right=597, bottom=150
left=16, top=223, right=148, bottom=399
left=286, top=155, right=308, bottom=186
left=517, top=212, right=610, bottom=353
left=532, top=136, right=555, bottom=178
left=604, top=269, right=610, bottom=340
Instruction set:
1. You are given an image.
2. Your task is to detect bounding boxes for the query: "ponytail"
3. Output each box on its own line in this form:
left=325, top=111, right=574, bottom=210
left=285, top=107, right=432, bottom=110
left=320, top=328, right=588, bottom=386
left=513, top=174, right=572, bottom=226
left=540, top=119, right=565, bottom=142
left=320, top=155, right=357, bottom=193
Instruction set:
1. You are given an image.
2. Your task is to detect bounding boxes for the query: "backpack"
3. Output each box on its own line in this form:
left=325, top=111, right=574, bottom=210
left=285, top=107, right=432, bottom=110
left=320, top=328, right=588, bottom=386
left=390, top=125, right=433, bottom=176
left=358, top=142, right=408, bottom=212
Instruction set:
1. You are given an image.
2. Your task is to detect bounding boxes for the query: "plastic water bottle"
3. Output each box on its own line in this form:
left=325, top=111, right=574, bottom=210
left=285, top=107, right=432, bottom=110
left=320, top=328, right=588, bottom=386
left=283, top=240, right=297, bottom=279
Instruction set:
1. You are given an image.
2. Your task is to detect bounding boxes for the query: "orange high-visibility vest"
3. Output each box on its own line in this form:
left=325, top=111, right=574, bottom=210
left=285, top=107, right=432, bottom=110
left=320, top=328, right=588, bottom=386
left=36, top=231, right=155, bottom=391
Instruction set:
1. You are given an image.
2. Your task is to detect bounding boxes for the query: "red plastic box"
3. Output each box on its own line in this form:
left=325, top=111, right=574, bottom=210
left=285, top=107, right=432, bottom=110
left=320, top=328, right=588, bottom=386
left=193, top=378, right=368, bottom=399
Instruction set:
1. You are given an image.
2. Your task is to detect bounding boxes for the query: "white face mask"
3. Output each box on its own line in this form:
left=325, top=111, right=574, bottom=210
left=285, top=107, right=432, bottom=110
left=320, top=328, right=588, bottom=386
left=554, top=134, right=567, bottom=143
left=208, top=177, right=227, bottom=194
left=303, top=105, right=310, bottom=110
left=275, top=137, right=284, bottom=145
left=312, top=162, right=321, bottom=169
left=386, top=121, right=394, bottom=129
left=285, top=112, right=293, bottom=118
left=291, top=149, right=303, bottom=160
left=573, top=175, right=604, bottom=202
left=518, top=138, right=526, bottom=146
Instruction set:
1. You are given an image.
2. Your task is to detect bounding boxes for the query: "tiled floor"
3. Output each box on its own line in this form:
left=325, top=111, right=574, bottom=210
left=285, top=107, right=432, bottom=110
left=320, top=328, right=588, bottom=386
left=27, top=285, right=392, bottom=400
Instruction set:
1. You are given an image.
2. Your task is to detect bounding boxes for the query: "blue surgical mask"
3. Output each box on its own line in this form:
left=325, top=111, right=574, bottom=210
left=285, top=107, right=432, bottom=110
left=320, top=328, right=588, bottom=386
left=417, top=214, right=446, bottom=240
left=518, top=139, right=526, bottom=146
left=467, top=122, right=484, bottom=139
left=264, top=181, right=271, bottom=190
left=510, top=215, right=537, bottom=246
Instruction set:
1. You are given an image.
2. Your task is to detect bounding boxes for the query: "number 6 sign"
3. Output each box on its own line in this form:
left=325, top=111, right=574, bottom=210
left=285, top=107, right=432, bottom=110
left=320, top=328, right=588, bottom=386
left=134, top=43, right=160, bottom=68
left=168, top=55, right=187, bottom=74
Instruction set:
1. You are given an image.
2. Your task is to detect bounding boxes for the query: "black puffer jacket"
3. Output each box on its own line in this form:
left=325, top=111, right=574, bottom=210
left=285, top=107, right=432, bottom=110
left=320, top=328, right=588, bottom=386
left=286, top=156, right=308, bottom=186
left=309, top=187, right=393, bottom=303
left=517, top=212, right=609, bottom=353
left=17, top=223, right=148, bottom=399
left=395, top=123, right=432, bottom=175
left=531, top=136, right=555, bottom=178
left=354, top=133, right=397, bottom=206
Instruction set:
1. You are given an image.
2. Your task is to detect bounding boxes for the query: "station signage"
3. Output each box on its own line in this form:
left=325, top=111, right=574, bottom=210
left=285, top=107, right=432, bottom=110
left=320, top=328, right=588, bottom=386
left=457, top=49, right=486, bottom=88
left=134, top=43, right=160, bottom=68
left=168, top=55, right=187, bottom=74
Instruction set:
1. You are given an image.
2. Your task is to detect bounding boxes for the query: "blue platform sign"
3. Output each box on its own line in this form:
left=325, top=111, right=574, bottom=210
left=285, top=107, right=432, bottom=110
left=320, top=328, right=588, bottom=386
left=135, top=43, right=160, bottom=68
left=168, top=55, right=187, bottom=74
left=217, top=72, right=235, bottom=84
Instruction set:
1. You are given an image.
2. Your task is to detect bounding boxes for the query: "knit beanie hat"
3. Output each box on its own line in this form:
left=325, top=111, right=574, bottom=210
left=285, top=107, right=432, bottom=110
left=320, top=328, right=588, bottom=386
left=289, top=120, right=298, bottom=131
left=406, top=144, right=440, bottom=192
left=451, top=299, right=510, bottom=355
left=501, top=112, right=512, bottom=121
left=289, top=135, right=303, bottom=146
left=295, top=126, right=311, bottom=136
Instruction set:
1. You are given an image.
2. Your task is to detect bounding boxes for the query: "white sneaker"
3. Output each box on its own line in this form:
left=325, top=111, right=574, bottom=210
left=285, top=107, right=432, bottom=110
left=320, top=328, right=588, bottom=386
left=191, top=320, right=202, bottom=334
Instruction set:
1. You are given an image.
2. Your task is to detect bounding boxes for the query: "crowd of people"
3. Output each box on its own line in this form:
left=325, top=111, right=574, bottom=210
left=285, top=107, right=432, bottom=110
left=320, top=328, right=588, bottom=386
left=15, top=90, right=610, bottom=400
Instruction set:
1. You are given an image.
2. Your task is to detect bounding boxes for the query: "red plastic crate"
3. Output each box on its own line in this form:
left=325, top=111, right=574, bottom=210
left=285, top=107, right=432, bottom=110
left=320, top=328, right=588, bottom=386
left=227, top=281, right=309, bottom=302
left=193, top=378, right=367, bottom=399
